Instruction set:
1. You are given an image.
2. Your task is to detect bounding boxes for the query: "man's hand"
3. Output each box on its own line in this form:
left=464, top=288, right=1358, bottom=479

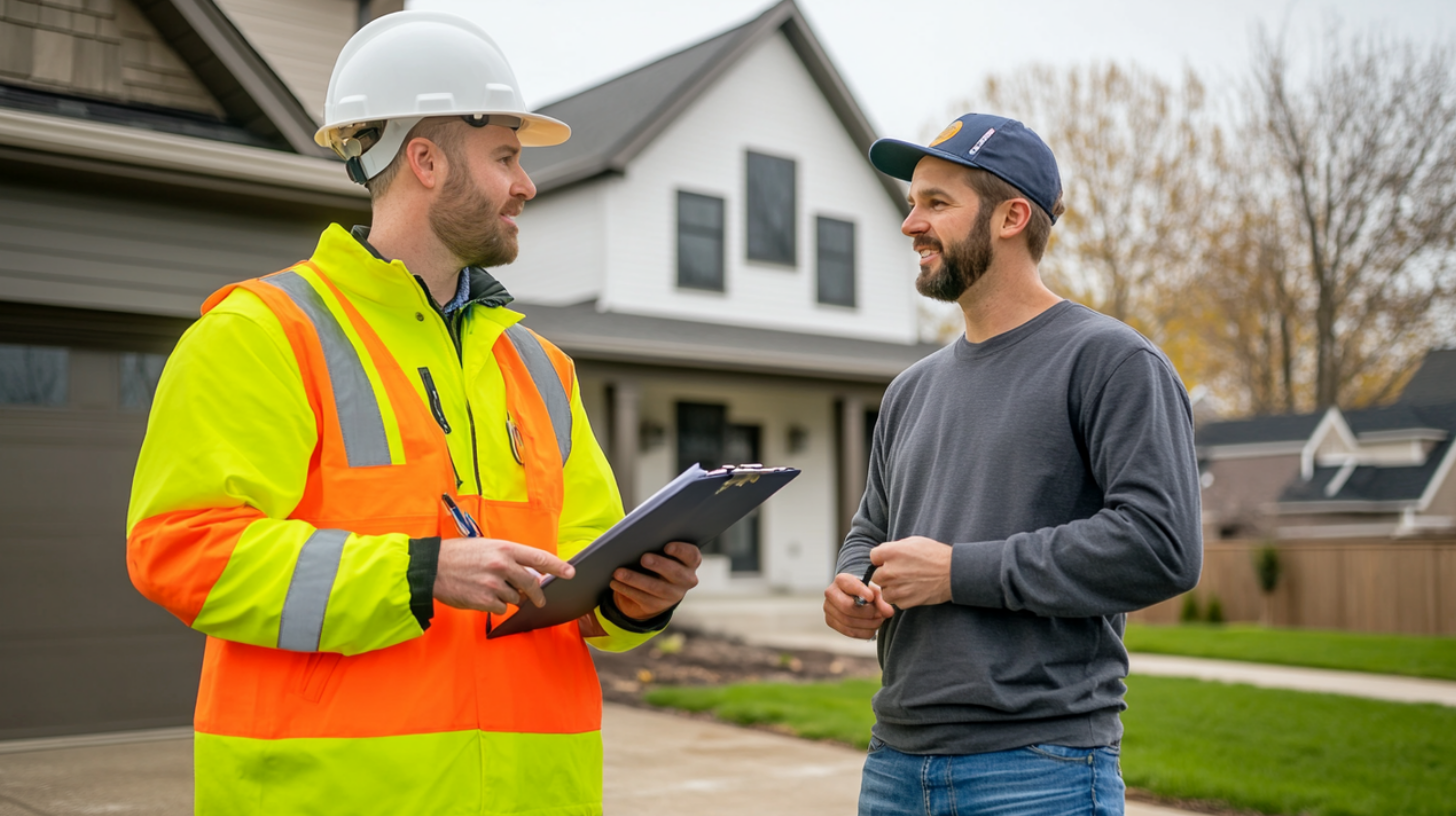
left=871, top=536, right=953, bottom=608
left=609, top=541, right=702, bottom=620
left=824, top=573, right=893, bottom=639
left=434, top=537, right=576, bottom=614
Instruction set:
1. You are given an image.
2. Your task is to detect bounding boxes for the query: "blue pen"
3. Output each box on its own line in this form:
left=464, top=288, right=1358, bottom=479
left=442, top=494, right=543, bottom=582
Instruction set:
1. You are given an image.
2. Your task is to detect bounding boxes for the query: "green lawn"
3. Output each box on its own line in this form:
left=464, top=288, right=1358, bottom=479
left=646, top=676, right=1456, bottom=816
left=1124, top=624, right=1456, bottom=680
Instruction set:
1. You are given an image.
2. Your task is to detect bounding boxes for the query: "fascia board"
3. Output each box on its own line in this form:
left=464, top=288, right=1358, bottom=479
left=0, top=109, right=365, bottom=201
left=1301, top=406, right=1353, bottom=479
left=1275, top=498, right=1417, bottom=514
left=1199, top=441, right=1306, bottom=460
left=1357, top=427, right=1449, bottom=443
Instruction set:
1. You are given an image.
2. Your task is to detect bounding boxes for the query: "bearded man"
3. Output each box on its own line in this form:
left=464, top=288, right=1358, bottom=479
left=126, top=12, right=699, bottom=815
left=824, top=113, right=1202, bottom=816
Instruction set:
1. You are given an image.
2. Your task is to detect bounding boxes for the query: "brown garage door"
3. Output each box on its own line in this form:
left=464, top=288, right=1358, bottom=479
left=0, top=303, right=202, bottom=740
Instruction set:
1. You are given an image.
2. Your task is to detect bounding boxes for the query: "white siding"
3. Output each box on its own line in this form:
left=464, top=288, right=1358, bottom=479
left=497, top=181, right=607, bottom=305
left=600, top=32, right=918, bottom=344
left=214, top=0, right=356, bottom=122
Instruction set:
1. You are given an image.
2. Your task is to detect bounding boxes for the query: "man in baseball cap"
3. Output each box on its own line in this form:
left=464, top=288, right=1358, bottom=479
left=824, top=113, right=1203, bottom=815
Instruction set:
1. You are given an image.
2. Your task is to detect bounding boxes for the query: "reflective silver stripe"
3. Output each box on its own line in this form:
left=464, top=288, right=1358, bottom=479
left=263, top=271, right=391, bottom=467
left=277, top=528, right=350, bottom=652
left=504, top=324, right=573, bottom=464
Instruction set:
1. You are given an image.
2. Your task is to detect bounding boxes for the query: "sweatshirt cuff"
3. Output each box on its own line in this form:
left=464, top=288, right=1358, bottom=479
left=951, top=540, right=1006, bottom=608
left=598, top=591, right=676, bottom=633
left=407, top=536, right=441, bottom=631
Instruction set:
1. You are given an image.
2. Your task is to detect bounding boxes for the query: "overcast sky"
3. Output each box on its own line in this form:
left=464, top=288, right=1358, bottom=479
left=410, top=0, right=1455, bottom=141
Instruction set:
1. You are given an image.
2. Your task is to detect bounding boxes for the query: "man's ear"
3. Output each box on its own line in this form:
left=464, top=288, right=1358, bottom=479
left=995, top=198, right=1033, bottom=241
left=404, top=138, right=445, bottom=191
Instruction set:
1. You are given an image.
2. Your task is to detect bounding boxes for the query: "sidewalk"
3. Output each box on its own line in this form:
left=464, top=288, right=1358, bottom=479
left=0, top=707, right=1195, bottom=816
left=673, top=593, right=1456, bottom=706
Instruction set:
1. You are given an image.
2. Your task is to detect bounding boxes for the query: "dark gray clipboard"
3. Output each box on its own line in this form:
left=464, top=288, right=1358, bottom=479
left=486, top=464, right=799, bottom=638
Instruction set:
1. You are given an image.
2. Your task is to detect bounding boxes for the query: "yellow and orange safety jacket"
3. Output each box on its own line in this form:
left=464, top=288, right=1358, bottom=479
left=127, top=224, right=655, bottom=815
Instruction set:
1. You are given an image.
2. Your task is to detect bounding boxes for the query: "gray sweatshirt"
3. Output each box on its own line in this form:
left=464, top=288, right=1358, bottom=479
left=837, top=300, right=1202, bottom=755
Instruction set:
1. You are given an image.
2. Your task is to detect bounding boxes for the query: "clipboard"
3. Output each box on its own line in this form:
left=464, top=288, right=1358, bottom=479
left=486, top=463, right=800, bottom=638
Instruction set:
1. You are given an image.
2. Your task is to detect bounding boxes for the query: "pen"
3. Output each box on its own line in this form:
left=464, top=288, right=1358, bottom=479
left=853, top=563, right=877, bottom=607
left=442, top=494, right=543, bottom=583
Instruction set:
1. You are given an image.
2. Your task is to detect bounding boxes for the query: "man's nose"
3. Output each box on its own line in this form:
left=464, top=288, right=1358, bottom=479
left=515, top=168, right=537, bottom=201
left=902, top=209, right=927, bottom=237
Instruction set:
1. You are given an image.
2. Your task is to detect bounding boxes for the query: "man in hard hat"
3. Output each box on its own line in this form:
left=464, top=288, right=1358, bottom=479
left=823, top=114, right=1202, bottom=815
left=127, top=11, right=700, bottom=815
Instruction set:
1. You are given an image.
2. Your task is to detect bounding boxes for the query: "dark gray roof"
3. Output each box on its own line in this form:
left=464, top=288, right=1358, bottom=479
left=1197, top=412, right=1323, bottom=448
left=1398, top=348, right=1456, bottom=407
left=519, top=0, right=907, bottom=214
left=1279, top=401, right=1456, bottom=508
left=515, top=300, right=940, bottom=383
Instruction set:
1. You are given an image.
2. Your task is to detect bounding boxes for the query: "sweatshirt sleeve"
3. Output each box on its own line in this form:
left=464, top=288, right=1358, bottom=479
left=949, top=349, right=1203, bottom=617
left=127, top=294, right=432, bottom=656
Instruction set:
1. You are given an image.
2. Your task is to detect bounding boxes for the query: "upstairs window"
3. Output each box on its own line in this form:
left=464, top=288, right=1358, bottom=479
left=677, top=191, right=725, bottom=291
left=745, top=151, right=796, bottom=265
left=816, top=216, right=856, bottom=307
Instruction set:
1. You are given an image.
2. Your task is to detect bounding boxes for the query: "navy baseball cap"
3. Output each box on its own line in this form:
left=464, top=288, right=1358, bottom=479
left=869, top=113, right=1062, bottom=223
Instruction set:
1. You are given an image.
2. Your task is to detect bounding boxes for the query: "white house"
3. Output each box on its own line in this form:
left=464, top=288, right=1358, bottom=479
left=502, top=1, right=936, bottom=595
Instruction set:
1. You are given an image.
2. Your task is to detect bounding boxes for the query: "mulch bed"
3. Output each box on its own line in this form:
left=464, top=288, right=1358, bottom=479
left=590, top=627, right=880, bottom=706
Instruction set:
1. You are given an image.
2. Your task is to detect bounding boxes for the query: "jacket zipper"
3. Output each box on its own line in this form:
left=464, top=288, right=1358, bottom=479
left=418, top=366, right=462, bottom=489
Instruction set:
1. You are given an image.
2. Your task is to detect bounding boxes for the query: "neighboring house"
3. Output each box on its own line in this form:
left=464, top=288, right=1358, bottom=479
left=0, top=0, right=933, bottom=739
left=507, top=0, right=936, bottom=594
left=1198, top=349, right=1456, bottom=540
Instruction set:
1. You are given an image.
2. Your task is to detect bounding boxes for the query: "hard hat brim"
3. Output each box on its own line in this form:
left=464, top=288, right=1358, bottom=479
left=315, top=111, right=570, bottom=149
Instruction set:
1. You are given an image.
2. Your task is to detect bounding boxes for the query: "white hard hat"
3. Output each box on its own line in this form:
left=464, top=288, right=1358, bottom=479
left=316, top=10, right=570, bottom=184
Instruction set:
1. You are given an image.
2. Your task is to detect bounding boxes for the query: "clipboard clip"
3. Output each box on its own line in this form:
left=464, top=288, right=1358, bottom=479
left=712, top=463, right=789, bottom=494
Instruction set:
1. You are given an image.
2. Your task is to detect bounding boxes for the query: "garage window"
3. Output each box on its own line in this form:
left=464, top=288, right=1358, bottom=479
left=0, top=344, right=68, bottom=406
left=121, top=352, right=168, bottom=410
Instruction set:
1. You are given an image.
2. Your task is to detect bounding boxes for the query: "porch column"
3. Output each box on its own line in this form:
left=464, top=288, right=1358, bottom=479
left=837, top=395, right=867, bottom=546
left=608, top=380, right=640, bottom=509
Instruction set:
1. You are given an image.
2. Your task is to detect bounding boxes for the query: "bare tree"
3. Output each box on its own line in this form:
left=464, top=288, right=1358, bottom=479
left=969, top=63, right=1216, bottom=346
left=1251, top=23, right=1456, bottom=407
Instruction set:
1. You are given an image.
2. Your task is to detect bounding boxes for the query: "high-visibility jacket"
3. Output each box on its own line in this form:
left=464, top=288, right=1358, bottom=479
left=127, top=224, right=655, bottom=816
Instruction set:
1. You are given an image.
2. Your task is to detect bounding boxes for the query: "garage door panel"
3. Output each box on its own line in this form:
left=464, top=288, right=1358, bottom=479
left=0, top=631, right=203, bottom=740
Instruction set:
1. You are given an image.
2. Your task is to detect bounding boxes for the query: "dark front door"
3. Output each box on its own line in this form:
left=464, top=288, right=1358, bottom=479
left=675, top=402, right=761, bottom=574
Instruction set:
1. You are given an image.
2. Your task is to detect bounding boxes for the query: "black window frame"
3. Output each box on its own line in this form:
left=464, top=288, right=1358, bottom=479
left=815, top=216, right=856, bottom=307
left=676, top=190, right=726, bottom=292
left=744, top=150, right=797, bottom=266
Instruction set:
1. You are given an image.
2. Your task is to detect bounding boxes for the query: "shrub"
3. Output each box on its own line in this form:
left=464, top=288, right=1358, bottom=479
left=1253, top=544, right=1282, bottom=595
left=1207, top=594, right=1226, bottom=624
left=1179, top=593, right=1201, bottom=623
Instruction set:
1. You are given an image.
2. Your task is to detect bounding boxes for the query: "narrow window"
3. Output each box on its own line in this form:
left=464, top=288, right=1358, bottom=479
left=745, top=151, right=796, bottom=265
left=0, top=344, right=68, bottom=406
left=816, top=216, right=856, bottom=307
left=677, top=191, right=726, bottom=291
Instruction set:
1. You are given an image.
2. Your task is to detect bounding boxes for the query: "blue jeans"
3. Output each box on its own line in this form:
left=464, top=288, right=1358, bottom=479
left=859, top=738, right=1124, bottom=816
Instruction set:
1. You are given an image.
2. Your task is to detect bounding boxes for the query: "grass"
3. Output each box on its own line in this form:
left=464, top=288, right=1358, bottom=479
left=1124, top=624, right=1456, bottom=681
left=646, top=676, right=1456, bottom=816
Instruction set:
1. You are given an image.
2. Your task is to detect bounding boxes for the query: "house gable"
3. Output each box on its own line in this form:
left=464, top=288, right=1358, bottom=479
left=1, top=0, right=327, bottom=155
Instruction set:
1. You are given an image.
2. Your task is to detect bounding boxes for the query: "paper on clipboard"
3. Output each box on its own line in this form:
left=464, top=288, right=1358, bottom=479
left=486, top=463, right=799, bottom=638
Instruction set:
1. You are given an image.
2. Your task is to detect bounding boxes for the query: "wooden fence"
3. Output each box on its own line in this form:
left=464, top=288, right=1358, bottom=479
left=1129, top=539, right=1456, bottom=636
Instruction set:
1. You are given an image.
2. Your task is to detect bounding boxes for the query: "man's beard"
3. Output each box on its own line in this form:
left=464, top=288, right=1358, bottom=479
left=915, top=204, right=993, bottom=302
left=428, top=162, right=518, bottom=269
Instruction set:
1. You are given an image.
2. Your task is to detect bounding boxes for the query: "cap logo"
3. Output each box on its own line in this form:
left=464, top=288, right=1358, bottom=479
left=929, top=120, right=962, bottom=147
left=968, top=128, right=996, bottom=156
